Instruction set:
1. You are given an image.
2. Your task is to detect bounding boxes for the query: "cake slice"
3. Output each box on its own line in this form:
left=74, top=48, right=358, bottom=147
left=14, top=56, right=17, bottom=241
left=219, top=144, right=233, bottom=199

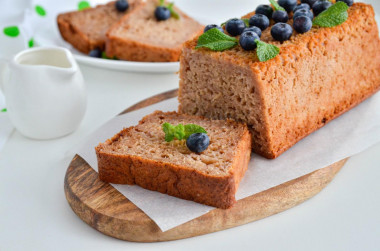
left=178, top=3, right=380, bottom=159
left=96, top=111, right=252, bottom=209
left=105, top=0, right=204, bottom=62
left=57, top=0, right=141, bottom=54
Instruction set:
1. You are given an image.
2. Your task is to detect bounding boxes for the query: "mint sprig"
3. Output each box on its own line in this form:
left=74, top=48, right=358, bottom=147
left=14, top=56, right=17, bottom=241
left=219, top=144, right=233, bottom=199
left=196, top=28, right=238, bottom=51
left=313, top=2, right=349, bottom=28
left=255, top=40, right=280, bottom=62
left=162, top=123, right=207, bottom=142
left=159, top=0, right=179, bottom=19
left=101, top=51, right=118, bottom=60
left=1, top=108, right=7, bottom=112
left=242, top=18, right=250, bottom=27
left=269, top=0, right=285, bottom=12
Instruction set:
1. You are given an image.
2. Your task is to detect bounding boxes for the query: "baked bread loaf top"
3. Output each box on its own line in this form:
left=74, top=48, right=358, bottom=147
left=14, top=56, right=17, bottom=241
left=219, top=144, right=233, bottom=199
left=57, top=0, right=140, bottom=54
left=105, top=0, right=204, bottom=62
left=178, top=3, right=380, bottom=159
left=96, top=111, right=252, bottom=208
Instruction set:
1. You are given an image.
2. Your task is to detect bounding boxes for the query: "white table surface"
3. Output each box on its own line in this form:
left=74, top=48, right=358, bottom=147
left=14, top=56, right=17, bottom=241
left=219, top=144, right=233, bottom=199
left=1, top=1, right=380, bottom=250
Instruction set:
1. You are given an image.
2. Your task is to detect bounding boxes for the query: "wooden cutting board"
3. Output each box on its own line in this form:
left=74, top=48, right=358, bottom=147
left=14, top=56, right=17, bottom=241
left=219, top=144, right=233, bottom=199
left=64, top=89, right=346, bottom=242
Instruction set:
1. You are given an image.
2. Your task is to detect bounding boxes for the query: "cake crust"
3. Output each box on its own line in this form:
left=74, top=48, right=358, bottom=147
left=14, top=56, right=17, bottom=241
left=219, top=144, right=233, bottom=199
left=96, top=111, right=252, bottom=209
left=179, top=3, right=380, bottom=158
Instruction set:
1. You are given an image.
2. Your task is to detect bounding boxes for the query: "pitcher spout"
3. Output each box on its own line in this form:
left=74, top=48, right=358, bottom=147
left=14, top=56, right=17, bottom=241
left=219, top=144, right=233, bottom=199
left=12, top=47, right=78, bottom=74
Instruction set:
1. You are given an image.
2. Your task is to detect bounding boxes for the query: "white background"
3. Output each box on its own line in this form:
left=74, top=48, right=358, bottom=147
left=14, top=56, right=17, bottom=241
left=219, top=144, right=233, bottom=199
left=1, top=0, right=380, bottom=250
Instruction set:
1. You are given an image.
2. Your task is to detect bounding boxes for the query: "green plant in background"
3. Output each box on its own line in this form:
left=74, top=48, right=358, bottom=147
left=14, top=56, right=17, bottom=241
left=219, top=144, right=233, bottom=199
left=28, top=38, right=34, bottom=48
left=3, top=26, right=20, bottom=37
left=78, top=1, right=91, bottom=11
left=35, top=5, right=46, bottom=16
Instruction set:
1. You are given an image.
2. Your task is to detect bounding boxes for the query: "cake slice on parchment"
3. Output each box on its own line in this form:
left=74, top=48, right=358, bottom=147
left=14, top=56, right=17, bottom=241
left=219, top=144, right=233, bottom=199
left=96, top=111, right=252, bottom=209
left=105, top=0, right=204, bottom=62
left=178, top=3, right=380, bottom=159
left=57, top=0, right=141, bottom=54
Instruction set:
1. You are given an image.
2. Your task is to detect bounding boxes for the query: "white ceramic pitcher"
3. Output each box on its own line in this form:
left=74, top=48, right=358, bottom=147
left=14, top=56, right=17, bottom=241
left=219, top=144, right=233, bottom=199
left=0, top=47, right=87, bottom=140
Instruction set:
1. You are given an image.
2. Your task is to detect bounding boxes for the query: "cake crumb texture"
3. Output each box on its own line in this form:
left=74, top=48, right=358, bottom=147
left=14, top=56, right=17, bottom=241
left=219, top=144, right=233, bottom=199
left=96, top=111, right=252, bottom=208
left=57, top=1, right=140, bottom=54
left=105, top=0, right=204, bottom=62
left=179, top=3, right=380, bottom=158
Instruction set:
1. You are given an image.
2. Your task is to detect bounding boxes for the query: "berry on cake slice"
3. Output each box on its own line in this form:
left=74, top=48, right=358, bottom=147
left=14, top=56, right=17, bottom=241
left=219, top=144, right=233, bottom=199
left=249, top=14, right=270, bottom=31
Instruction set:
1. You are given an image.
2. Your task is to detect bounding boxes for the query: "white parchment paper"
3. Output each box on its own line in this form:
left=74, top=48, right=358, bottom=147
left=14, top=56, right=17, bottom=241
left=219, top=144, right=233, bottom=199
left=76, top=92, right=380, bottom=232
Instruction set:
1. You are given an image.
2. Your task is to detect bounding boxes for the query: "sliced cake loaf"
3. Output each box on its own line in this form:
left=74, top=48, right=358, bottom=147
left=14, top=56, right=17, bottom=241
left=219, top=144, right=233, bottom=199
left=96, top=111, right=252, bottom=209
left=178, top=3, right=380, bottom=159
left=57, top=0, right=141, bottom=54
left=105, top=0, right=204, bottom=62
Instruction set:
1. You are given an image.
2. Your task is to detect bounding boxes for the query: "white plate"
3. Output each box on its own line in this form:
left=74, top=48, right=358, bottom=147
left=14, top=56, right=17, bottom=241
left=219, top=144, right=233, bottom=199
left=35, top=12, right=213, bottom=73
left=72, top=53, right=180, bottom=73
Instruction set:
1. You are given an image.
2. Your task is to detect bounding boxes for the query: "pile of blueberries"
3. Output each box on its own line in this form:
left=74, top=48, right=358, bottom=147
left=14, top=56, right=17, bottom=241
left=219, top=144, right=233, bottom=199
left=204, top=0, right=354, bottom=51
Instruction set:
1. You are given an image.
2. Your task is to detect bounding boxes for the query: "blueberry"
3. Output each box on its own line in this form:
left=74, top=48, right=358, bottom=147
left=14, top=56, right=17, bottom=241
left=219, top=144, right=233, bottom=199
left=271, top=22, right=293, bottom=41
left=115, top=0, right=129, bottom=12
left=249, top=14, right=270, bottom=31
left=204, top=24, right=224, bottom=33
left=278, top=0, right=297, bottom=12
left=301, top=0, right=317, bottom=7
left=293, top=3, right=311, bottom=13
left=312, top=0, right=332, bottom=16
left=225, top=18, right=246, bottom=36
left=155, top=6, right=171, bottom=21
left=243, top=26, right=262, bottom=37
left=293, top=9, right=314, bottom=20
left=255, top=4, right=274, bottom=18
left=88, top=48, right=102, bottom=58
left=337, top=0, right=354, bottom=6
left=272, top=10, right=289, bottom=23
left=186, top=133, right=210, bottom=153
left=239, top=31, right=260, bottom=51
left=293, top=16, right=312, bottom=33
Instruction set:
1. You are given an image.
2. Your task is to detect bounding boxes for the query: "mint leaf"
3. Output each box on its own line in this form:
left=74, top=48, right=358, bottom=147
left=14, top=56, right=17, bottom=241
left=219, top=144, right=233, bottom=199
left=162, top=122, right=207, bottom=142
left=159, top=0, right=179, bottom=19
left=167, top=3, right=180, bottom=19
left=184, top=124, right=207, bottom=138
left=173, top=124, right=185, bottom=140
left=1, top=108, right=7, bottom=112
left=163, top=122, right=176, bottom=142
left=255, top=40, right=280, bottom=62
left=101, top=51, right=118, bottom=60
left=269, top=0, right=285, bottom=11
left=196, top=28, right=238, bottom=51
left=163, top=123, right=185, bottom=141
left=242, top=18, right=250, bottom=27
left=313, top=2, right=349, bottom=28
left=220, top=19, right=230, bottom=26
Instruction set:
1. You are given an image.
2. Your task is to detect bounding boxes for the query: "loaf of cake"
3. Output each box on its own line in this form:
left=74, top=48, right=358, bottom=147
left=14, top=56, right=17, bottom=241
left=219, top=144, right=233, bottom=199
left=178, top=3, right=380, bottom=159
left=57, top=0, right=140, bottom=54
left=105, top=0, right=204, bottom=62
left=96, top=111, right=251, bottom=208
